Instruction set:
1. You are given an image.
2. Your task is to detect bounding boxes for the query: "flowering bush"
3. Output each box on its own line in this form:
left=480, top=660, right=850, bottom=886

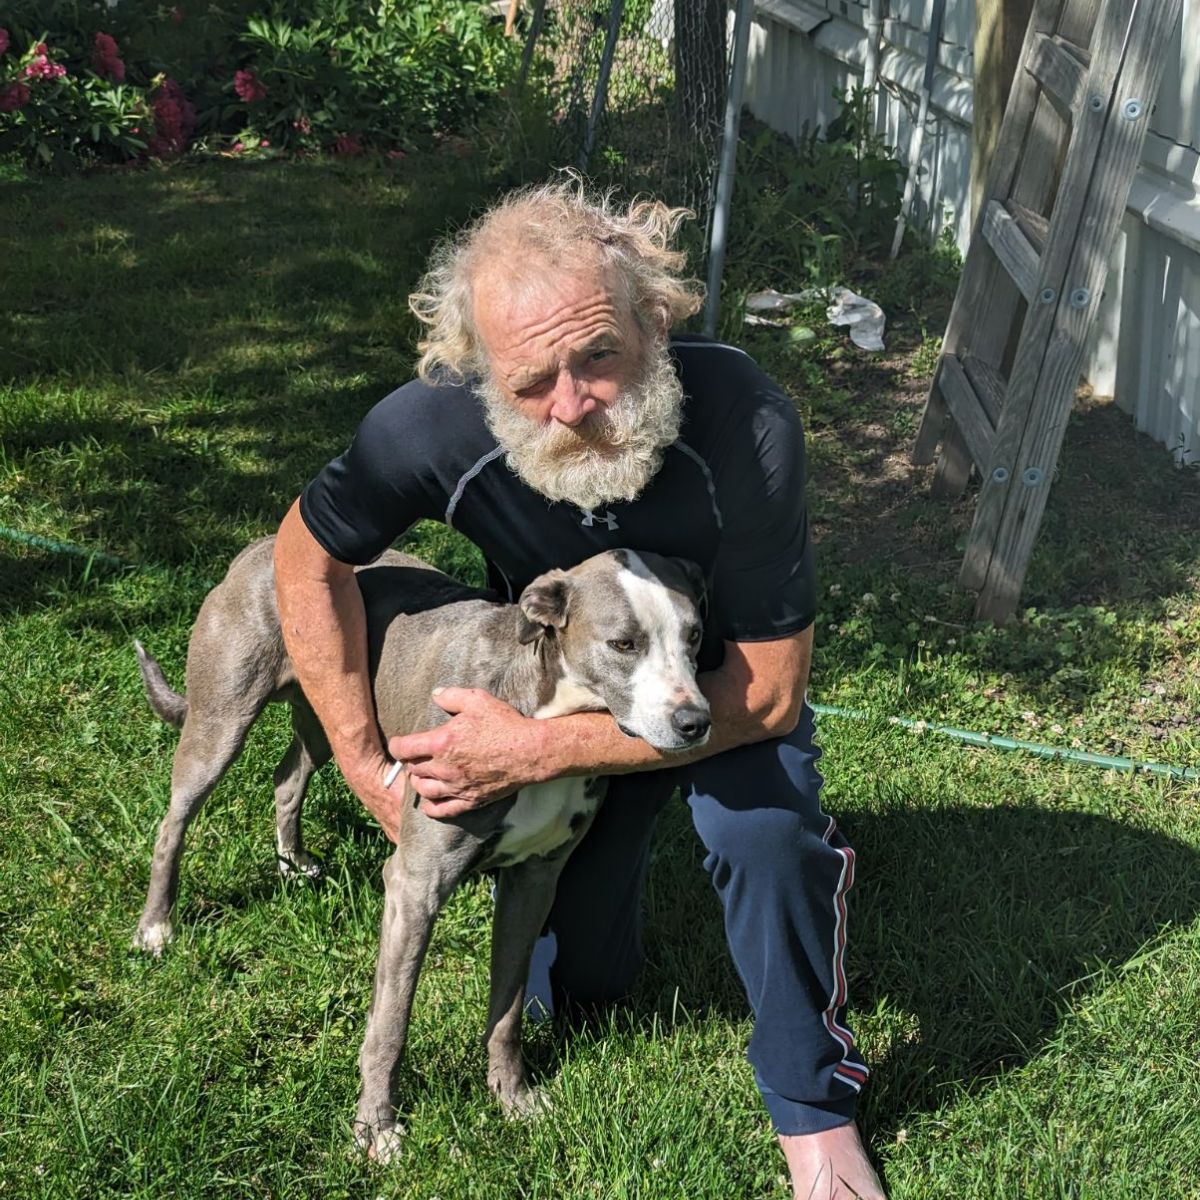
left=0, top=33, right=146, bottom=168
left=147, top=76, right=196, bottom=159
left=0, top=2, right=518, bottom=169
left=0, top=12, right=201, bottom=169
left=232, top=68, right=267, bottom=104
left=224, top=2, right=519, bottom=155
left=91, top=32, right=125, bottom=83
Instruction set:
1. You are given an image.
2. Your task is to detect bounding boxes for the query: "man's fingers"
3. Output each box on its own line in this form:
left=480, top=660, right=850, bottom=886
left=388, top=731, right=439, bottom=762
left=408, top=773, right=454, bottom=801
left=420, top=797, right=476, bottom=819
left=430, top=686, right=498, bottom=714
left=430, top=686, right=469, bottom=714
left=404, top=759, right=453, bottom=783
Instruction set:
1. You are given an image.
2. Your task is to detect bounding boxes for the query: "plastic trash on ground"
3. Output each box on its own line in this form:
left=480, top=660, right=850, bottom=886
left=744, top=286, right=886, bottom=352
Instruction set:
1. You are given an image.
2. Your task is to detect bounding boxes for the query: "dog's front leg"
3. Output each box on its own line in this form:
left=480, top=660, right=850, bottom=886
left=354, top=844, right=459, bottom=1162
left=484, top=854, right=570, bottom=1116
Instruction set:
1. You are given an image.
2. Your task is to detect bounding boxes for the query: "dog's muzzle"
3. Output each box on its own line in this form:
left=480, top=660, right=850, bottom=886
left=617, top=706, right=711, bottom=747
left=670, top=705, right=711, bottom=744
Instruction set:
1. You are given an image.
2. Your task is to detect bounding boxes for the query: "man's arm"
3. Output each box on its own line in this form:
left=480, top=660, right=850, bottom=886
left=274, top=499, right=406, bottom=842
left=393, top=626, right=812, bottom=818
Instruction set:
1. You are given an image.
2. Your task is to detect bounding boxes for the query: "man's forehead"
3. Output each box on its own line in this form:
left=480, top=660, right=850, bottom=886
left=474, top=259, right=621, bottom=320
left=473, top=265, right=633, bottom=364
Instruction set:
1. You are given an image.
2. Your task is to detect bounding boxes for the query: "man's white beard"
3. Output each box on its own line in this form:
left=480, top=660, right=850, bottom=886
left=479, top=343, right=684, bottom=510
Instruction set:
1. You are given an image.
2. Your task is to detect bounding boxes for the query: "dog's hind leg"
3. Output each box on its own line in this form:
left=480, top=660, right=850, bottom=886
left=484, top=853, right=571, bottom=1117
left=354, top=841, right=468, bottom=1162
left=133, top=706, right=260, bottom=955
left=273, top=699, right=330, bottom=879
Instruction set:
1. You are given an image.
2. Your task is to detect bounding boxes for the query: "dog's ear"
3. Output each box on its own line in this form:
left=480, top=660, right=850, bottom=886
left=669, top=557, right=707, bottom=613
left=518, top=569, right=572, bottom=644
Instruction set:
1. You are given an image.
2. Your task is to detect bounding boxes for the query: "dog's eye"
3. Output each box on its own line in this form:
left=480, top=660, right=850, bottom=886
left=686, top=627, right=702, bottom=645
left=608, top=638, right=637, bottom=653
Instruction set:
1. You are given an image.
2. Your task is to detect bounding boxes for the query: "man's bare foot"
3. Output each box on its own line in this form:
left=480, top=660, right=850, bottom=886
left=778, top=1121, right=886, bottom=1199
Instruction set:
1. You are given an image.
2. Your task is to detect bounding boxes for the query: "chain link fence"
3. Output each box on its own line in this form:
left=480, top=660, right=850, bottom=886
left=520, top=0, right=732, bottom=244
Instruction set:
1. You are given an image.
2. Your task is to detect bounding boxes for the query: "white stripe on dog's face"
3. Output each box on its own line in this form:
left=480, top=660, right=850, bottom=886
left=615, top=552, right=708, bottom=747
left=543, top=548, right=709, bottom=751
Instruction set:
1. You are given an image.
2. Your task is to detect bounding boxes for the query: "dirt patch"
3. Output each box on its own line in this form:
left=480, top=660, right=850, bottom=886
left=797, top=313, right=1200, bottom=613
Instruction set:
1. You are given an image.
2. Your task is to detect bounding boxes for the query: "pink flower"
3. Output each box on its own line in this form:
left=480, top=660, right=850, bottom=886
left=0, top=29, right=9, bottom=56
left=259, top=138, right=269, bottom=148
left=292, top=116, right=311, bottom=135
left=231, top=141, right=245, bottom=153
left=386, top=148, right=406, bottom=160
left=0, top=81, right=30, bottom=112
left=332, top=132, right=363, bottom=157
left=25, top=53, right=68, bottom=81
left=92, top=32, right=125, bottom=82
left=147, top=77, right=196, bottom=158
left=233, top=69, right=266, bottom=103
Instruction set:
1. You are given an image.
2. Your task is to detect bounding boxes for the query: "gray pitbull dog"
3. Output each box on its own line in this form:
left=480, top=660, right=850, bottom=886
left=131, top=537, right=709, bottom=1158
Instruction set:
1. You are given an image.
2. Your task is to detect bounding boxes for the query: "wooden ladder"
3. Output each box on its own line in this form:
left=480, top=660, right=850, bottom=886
left=912, top=0, right=1183, bottom=621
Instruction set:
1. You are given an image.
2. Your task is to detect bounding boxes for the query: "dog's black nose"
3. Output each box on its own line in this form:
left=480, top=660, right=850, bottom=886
left=671, top=706, right=711, bottom=742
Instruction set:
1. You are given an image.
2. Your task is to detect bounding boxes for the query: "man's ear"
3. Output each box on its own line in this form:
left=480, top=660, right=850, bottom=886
left=517, top=569, right=573, bottom=644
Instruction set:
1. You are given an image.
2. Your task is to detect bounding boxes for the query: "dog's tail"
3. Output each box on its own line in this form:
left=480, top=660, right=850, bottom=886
left=133, top=640, right=188, bottom=728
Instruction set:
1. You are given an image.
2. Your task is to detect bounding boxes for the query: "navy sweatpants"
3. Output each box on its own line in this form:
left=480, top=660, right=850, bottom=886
left=546, top=703, right=869, bottom=1135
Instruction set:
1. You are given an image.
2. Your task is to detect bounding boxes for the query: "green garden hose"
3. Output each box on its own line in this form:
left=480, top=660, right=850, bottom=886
left=810, top=704, right=1198, bottom=782
left=3, top=522, right=1196, bottom=783
left=0, top=523, right=128, bottom=568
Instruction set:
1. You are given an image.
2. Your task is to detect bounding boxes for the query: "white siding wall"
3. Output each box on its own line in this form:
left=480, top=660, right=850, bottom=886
left=741, top=0, right=1200, bottom=465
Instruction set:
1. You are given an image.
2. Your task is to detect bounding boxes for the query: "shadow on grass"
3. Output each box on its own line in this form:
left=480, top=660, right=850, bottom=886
left=626, top=799, right=1200, bottom=1130
left=0, top=157, right=502, bottom=600
left=116, top=738, right=1199, bottom=1137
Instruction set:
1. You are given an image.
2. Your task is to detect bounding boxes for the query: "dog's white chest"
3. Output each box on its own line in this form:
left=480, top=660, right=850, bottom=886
left=487, top=778, right=598, bottom=866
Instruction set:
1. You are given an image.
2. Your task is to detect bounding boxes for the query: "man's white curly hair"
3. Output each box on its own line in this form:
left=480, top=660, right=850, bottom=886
left=408, top=177, right=704, bottom=384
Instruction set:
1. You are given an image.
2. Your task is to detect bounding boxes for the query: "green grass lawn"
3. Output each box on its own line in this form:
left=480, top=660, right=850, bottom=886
left=2, top=157, right=1199, bottom=1199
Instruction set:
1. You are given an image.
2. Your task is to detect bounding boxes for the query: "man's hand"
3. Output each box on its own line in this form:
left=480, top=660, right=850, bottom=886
left=388, top=688, right=547, bottom=819
left=341, top=749, right=409, bottom=844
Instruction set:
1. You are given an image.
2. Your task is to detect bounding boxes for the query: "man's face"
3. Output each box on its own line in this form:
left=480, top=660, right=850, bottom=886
left=472, top=268, right=683, bottom=509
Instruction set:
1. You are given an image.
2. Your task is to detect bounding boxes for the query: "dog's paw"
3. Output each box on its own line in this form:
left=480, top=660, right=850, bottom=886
left=354, top=1121, right=405, bottom=1165
left=277, top=851, right=322, bottom=879
left=132, top=922, right=173, bottom=957
left=499, top=1084, right=551, bottom=1122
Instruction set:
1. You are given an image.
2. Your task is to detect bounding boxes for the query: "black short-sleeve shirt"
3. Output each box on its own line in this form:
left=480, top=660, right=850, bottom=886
left=300, top=335, right=817, bottom=642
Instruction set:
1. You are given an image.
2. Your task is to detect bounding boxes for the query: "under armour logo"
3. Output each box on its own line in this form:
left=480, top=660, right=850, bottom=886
left=579, top=508, right=619, bottom=531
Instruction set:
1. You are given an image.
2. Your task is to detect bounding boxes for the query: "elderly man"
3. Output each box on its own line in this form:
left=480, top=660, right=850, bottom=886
left=274, top=182, right=885, bottom=1199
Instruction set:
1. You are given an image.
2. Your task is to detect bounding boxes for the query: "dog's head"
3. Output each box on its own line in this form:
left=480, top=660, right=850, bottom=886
left=518, top=549, right=711, bottom=752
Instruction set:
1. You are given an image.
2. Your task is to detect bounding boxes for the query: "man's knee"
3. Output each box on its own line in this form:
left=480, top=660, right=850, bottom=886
left=684, top=728, right=829, bottom=874
left=690, top=797, right=825, bottom=878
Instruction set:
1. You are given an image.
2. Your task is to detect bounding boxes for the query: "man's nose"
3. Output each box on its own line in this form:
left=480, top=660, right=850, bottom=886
left=546, top=371, right=597, bottom=427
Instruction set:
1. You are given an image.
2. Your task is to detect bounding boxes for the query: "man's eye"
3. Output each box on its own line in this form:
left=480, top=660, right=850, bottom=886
left=608, top=638, right=637, bottom=653
left=589, top=349, right=614, bottom=362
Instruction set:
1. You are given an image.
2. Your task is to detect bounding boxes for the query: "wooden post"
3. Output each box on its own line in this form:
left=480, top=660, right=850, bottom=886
left=972, top=0, right=1037, bottom=224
